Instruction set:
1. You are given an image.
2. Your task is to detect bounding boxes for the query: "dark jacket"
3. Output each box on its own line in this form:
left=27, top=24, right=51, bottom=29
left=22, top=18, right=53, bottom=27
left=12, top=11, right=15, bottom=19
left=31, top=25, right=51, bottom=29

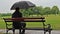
left=12, top=11, right=22, bottom=29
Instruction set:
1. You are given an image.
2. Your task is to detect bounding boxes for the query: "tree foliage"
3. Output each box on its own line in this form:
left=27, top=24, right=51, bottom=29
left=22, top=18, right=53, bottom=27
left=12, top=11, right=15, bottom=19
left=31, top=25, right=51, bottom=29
left=0, top=6, right=60, bottom=17
left=51, top=6, right=59, bottom=15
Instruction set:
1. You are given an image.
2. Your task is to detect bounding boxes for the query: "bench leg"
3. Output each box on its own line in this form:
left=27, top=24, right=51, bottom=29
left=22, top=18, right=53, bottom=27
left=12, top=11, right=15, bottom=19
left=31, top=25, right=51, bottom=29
left=49, top=31, right=51, bottom=34
left=6, top=29, right=8, bottom=34
left=13, top=28, right=15, bottom=34
left=44, top=31, right=46, bottom=34
left=19, top=29, right=21, bottom=34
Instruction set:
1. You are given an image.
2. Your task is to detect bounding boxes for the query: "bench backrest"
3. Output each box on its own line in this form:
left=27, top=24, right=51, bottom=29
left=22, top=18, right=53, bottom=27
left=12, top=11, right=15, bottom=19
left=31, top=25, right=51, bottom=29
left=3, top=17, right=46, bottom=29
left=3, top=17, right=45, bottom=22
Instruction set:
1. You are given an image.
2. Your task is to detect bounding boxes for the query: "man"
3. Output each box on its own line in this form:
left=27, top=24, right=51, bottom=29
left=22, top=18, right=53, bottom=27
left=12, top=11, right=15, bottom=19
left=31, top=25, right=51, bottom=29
left=12, top=7, right=26, bottom=34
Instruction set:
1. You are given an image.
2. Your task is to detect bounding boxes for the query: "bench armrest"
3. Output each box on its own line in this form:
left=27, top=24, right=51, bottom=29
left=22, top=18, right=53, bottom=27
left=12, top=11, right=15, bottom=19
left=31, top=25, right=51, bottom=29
left=47, top=24, right=51, bottom=29
left=44, top=24, right=51, bottom=29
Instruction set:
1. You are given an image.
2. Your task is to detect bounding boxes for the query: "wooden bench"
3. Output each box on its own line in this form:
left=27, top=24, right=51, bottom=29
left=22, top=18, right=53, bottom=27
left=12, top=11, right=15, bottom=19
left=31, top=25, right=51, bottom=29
left=3, top=17, right=52, bottom=34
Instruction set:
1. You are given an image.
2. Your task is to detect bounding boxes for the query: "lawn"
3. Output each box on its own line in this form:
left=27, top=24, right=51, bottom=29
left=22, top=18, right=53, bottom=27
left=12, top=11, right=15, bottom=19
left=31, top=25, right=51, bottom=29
left=0, top=15, right=60, bottom=30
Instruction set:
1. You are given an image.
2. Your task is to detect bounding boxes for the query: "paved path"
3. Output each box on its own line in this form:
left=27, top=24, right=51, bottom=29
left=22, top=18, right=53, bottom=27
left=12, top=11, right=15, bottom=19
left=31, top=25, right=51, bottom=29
left=0, top=29, right=60, bottom=34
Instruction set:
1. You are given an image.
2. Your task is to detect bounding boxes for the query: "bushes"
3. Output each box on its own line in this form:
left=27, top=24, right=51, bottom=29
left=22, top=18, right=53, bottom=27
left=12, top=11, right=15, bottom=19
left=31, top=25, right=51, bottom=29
left=0, top=13, right=12, bottom=17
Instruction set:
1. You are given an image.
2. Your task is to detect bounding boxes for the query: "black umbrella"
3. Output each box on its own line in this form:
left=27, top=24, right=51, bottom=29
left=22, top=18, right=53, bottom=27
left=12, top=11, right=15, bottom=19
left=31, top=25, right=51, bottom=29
left=11, top=1, right=35, bottom=10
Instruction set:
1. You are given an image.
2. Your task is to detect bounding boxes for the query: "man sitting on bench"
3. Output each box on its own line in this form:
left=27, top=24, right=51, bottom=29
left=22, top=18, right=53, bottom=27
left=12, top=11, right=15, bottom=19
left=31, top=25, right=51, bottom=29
left=12, top=7, right=26, bottom=34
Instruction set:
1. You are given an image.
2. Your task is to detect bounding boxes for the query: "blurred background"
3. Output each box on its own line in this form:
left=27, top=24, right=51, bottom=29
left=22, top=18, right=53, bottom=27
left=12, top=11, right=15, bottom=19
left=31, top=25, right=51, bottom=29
left=0, top=0, right=60, bottom=30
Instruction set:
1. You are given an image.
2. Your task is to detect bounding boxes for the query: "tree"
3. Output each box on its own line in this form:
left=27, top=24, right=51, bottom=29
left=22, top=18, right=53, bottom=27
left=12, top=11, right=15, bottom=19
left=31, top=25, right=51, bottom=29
left=51, top=6, right=59, bottom=15
left=20, top=8, right=34, bottom=17
left=43, top=7, right=51, bottom=16
left=34, top=6, right=44, bottom=16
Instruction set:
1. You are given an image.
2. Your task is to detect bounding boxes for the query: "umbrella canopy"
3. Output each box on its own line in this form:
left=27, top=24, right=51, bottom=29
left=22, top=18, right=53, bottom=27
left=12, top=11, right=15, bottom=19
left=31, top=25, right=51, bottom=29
left=11, top=1, right=35, bottom=10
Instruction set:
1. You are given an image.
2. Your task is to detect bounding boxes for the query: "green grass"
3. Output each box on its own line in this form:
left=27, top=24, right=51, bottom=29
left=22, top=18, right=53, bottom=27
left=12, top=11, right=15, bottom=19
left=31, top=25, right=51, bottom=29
left=45, top=15, right=60, bottom=30
left=0, top=15, right=60, bottom=30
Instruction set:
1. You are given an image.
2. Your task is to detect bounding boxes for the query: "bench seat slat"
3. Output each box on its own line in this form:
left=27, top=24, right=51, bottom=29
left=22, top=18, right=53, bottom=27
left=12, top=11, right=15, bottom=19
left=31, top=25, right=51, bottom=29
left=5, top=20, right=45, bottom=22
left=24, top=28, right=52, bottom=30
left=25, top=28, right=44, bottom=30
left=7, top=28, right=52, bottom=30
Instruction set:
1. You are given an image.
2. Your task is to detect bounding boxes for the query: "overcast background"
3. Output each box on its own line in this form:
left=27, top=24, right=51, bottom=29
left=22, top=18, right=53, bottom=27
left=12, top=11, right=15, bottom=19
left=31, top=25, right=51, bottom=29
left=0, top=0, right=60, bottom=13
